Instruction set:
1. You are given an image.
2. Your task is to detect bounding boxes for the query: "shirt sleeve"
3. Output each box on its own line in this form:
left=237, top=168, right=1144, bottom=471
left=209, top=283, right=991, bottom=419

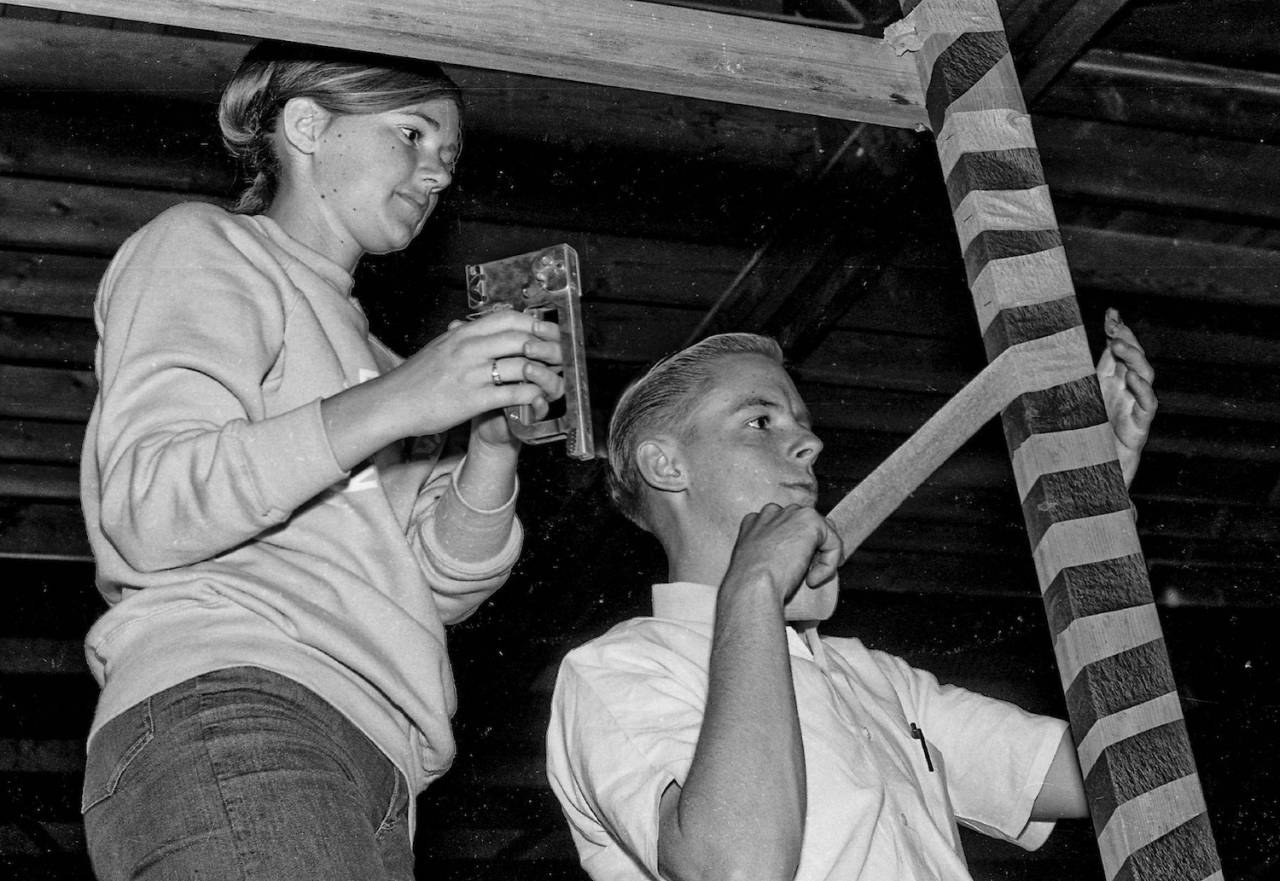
left=92, top=205, right=349, bottom=573
left=883, top=652, right=1068, bottom=850
left=403, top=452, right=523, bottom=624
left=546, top=635, right=703, bottom=877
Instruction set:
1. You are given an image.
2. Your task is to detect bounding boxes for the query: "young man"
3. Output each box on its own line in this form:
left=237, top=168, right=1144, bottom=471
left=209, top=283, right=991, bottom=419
left=546, top=314, right=1156, bottom=881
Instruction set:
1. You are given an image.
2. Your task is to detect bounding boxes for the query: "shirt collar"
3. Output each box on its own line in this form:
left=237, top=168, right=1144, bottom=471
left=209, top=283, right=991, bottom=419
left=651, top=581, right=718, bottom=625
left=649, top=582, right=824, bottom=663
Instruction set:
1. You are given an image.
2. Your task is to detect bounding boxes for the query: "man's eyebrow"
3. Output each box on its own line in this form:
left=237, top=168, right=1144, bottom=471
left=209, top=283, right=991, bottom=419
left=727, top=393, right=813, bottom=426
left=728, top=394, right=782, bottom=413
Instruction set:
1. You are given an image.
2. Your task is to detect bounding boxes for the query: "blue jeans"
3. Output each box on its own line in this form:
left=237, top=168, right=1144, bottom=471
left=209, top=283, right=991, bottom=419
left=82, top=666, right=414, bottom=881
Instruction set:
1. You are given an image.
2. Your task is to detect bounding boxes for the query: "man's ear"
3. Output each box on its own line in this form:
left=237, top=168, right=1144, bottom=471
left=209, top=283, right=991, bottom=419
left=635, top=437, right=687, bottom=493
left=278, top=96, right=331, bottom=156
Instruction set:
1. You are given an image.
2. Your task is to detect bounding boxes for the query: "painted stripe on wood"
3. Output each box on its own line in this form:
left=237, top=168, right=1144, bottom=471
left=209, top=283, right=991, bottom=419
left=925, top=30, right=1010, bottom=132
left=937, top=51, right=1024, bottom=122
left=1002, top=376, right=1107, bottom=451
left=1064, top=639, right=1178, bottom=736
left=1054, top=603, right=1163, bottom=694
left=1086, top=720, right=1197, bottom=829
left=936, top=108, right=1037, bottom=177
left=1098, top=775, right=1209, bottom=880
left=1042, top=554, right=1152, bottom=641
left=1076, top=692, right=1185, bottom=778
left=944, top=147, right=1046, bottom=209
left=1022, top=462, right=1130, bottom=547
left=971, top=247, right=1074, bottom=334
left=981, top=296, right=1082, bottom=360
left=1010, top=423, right=1117, bottom=500
left=1112, top=813, right=1222, bottom=881
left=962, top=228, right=1062, bottom=285
left=953, top=186, right=1057, bottom=253
left=1033, top=509, right=1139, bottom=587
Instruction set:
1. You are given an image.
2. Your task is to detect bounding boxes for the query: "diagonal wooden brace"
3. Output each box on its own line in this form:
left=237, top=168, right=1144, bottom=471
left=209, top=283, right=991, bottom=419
left=826, top=325, right=1091, bottom=560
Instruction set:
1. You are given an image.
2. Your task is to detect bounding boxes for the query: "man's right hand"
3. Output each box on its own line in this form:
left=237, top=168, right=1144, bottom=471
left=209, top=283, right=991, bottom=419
left=723, top=503, right=843, bottom=607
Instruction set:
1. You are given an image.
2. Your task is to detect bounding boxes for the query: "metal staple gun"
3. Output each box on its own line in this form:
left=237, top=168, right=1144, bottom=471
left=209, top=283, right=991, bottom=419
left=465, top=244, right=594, bottom=460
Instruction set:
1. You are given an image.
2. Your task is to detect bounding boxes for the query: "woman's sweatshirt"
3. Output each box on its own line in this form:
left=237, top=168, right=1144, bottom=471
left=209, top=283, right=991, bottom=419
left=80, top=202, right=521, bottom=800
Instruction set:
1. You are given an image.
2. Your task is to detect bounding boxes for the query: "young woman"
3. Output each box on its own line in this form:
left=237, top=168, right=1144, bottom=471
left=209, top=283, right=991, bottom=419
left=78, top=40, right=561, bottom=880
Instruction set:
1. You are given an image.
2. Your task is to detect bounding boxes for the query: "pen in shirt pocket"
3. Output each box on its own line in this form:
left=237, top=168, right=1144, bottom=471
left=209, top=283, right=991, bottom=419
left=910, top=723, right=934, bottom=772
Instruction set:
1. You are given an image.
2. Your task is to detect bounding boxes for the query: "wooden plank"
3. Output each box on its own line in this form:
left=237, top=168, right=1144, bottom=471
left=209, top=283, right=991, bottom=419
left=1039, top=49, right=1280, bottom=144
left=892, top=1, right=1222, bottom=877
left=1098, top=0, right=1280, bottom=73
left=1, top=0, right=928, bottom=128
left=0, top=636, right=86, bottom=674
left=1016, top=0, right=1132, bottom=101
left=0, top=312, right=95, bottom=366
left=0, top=499, right=90, bottom=558
left=0, top=418, right=84, bottom=463
left=0, top=251, right=104, bottom=318
left=0, top=463, right=79, bottom=500
left=683, top=126, right=925, bottom=352
left=1061, top=224, right=1280, bottom=307
left=0, top=738, right=82, bottom=773
left=0, top=364, right=95, bottom=421
left=0, top=18, right=857, bottom=179
left=1038, top=115, right=1280, bottom=223
left=0, top=177, right=211, bottom=255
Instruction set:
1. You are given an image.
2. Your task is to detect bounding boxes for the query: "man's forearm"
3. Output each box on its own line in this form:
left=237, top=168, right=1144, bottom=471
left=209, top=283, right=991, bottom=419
left=658, top=575, right=806, bottom=881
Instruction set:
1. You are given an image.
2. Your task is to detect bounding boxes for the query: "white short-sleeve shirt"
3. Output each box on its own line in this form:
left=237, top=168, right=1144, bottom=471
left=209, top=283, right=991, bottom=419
left=546, top=582, right=1067, bottom=881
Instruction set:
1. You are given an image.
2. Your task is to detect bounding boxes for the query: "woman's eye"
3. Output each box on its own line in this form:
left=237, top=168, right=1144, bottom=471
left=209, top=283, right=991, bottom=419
left=399, top=126, right=421, bottom=143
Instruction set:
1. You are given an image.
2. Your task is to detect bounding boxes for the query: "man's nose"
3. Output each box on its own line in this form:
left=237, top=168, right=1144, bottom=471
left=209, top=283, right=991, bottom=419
left=795, top=427, right=823, bottom=463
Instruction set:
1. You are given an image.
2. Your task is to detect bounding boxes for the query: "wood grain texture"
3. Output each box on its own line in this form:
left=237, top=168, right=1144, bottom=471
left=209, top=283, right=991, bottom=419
left=2, top=0, right=926, bottom=127
left=897, top=0, right=1222, bottom=877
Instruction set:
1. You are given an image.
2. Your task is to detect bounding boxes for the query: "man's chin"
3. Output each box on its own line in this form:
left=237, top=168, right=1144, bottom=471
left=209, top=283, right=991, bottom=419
left=784, top=573, right=839, bottom=623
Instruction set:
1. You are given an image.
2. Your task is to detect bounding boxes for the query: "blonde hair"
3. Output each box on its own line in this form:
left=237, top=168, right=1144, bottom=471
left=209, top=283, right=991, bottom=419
left=607, top=333, right=785, bottom=531
left=218, top=40, right=463, bottom=214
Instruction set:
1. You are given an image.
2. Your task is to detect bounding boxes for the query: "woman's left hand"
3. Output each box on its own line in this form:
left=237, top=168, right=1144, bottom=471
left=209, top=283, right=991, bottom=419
left=459, top=316, right=565, bottom=455
left=1096, top=308, right=1157, bottom=487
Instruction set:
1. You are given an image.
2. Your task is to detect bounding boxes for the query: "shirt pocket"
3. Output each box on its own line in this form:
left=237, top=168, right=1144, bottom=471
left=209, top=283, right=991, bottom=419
left=81, top=698, right=154, bottom=814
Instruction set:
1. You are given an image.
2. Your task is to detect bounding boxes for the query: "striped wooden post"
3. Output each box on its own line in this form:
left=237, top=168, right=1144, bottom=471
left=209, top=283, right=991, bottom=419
left=886, top=2, right=1223, bottom=879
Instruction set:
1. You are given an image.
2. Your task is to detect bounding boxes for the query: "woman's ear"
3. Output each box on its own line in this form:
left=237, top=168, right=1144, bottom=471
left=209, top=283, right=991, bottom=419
left=636, top=437, right=687, bottom=493
left=278, top=96, right=331, bottom=156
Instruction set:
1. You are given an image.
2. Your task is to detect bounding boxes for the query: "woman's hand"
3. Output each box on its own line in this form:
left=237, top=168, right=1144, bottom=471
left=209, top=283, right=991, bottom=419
left=1096, top=308, right=1157, bottom=487
left=460, top=314, right=565, bottom=455
left=389, top=308, right=564, bottom=442
left=319, top=309, right=563, bottom=473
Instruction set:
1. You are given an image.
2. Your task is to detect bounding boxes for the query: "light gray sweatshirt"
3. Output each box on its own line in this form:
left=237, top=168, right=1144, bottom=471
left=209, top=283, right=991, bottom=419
left=80, top=202, right=521, bottom=802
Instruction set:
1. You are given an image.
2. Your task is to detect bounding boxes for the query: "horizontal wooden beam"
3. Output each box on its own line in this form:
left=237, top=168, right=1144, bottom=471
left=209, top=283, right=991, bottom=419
left=1038, top=115, right=1280, bottom=223
left=1040, top=49, right=1280, bottom=143
left=2, top=0, right=927, bottom=127
left=0, top=19, right=859, bottom=179
left=1061, top=224, right=1280, bottom=307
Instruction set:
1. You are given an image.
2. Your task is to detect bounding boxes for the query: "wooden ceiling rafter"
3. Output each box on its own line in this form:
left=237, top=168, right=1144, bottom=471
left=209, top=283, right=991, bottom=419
left=1004, top=0, right=1134, bottom=101
left=1, top=0, right=927, bottom=128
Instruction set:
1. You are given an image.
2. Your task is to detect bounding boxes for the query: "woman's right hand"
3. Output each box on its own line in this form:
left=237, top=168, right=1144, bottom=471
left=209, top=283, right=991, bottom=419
left=320, top=309, right=563, bottom=471
left=385, top=309, right=564, bottom=440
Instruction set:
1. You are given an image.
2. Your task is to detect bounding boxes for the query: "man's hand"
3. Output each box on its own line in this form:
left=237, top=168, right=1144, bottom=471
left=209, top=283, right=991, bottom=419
left=723, top=503, right=843, bottom=608
left=1097, top=308, right=1157, bottom=487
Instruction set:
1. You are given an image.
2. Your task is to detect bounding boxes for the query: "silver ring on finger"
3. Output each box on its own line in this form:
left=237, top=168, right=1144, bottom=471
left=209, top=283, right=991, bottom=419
left=490, top=359, right=504, bottom=387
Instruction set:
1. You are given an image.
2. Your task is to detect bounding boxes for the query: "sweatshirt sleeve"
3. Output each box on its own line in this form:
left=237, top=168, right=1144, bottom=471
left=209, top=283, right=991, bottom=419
left=403, top=452, right=523, bottom=625
left=91, top=206, right=349, bottom=573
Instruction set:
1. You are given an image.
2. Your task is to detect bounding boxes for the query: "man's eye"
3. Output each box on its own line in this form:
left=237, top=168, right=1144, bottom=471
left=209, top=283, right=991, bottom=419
left=747, top=415, right=770, bottom=429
